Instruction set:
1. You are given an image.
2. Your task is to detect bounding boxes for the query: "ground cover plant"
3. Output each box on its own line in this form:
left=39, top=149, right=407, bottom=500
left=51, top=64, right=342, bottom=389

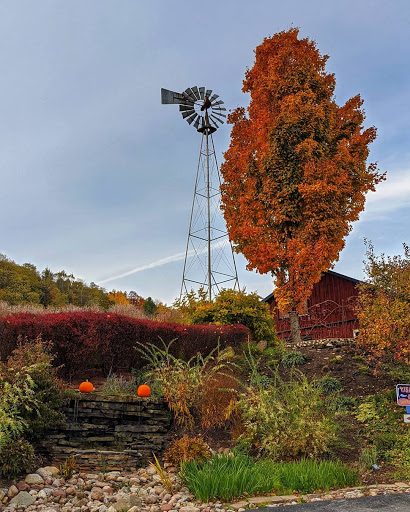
left=180, top=452, right=360, bottom=502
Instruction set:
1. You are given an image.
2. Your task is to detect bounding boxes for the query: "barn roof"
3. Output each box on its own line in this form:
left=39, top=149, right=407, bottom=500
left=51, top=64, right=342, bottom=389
left=261, top=270, right=362, bottom=303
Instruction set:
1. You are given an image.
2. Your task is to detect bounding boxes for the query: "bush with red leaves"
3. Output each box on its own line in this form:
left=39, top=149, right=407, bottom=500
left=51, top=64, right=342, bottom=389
left=0, top=312, right=249, bottom=378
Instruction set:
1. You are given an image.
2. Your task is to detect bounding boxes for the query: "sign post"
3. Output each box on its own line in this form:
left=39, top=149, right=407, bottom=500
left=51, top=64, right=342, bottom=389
left=396, top=384, right=410, bottom=422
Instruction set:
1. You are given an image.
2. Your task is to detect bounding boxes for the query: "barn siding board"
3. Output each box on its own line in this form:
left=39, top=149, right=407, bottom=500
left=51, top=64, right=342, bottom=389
left=263, top=271, right=361, bottom=340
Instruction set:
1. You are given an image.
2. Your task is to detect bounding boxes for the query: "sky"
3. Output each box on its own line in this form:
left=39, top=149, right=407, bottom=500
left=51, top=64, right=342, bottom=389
left=1, top=0, right=409, bottom=304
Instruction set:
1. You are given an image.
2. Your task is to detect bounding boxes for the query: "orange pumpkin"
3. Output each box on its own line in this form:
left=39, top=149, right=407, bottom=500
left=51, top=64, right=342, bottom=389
left=79, top=380, right=94, bottom=393
left=137, top=384, right=151, bottom=397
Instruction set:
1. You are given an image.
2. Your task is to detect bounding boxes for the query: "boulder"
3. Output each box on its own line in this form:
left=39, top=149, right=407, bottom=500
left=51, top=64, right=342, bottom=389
left=25, top=473, right=44, bottom=485
left=9, top=491, right=36, bottom=507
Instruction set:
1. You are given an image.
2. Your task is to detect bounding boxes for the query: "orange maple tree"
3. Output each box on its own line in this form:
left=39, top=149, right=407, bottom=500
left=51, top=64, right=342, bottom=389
left=220, top=29, right=385, bottom=342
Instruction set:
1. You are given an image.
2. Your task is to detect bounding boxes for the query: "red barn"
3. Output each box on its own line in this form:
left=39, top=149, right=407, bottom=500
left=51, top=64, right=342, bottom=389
left=262, top=271, right=361, bottom=340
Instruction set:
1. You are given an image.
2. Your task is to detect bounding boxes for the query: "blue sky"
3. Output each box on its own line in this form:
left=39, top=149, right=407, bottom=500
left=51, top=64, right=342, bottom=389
left=1, top=1, right=409, bottom=304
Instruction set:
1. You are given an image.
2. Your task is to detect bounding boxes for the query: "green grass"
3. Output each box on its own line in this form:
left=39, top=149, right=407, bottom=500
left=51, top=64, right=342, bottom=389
left=180, top=453, right=360, bottom=502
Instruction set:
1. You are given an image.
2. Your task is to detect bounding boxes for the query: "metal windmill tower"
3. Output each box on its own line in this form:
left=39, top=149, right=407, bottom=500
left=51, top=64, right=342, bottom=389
left=161, top=86, right=240, bottom=301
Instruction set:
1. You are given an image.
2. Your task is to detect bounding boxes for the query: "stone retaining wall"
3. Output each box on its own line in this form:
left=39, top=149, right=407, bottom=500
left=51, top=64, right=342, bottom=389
left=38, top=394, right=172, bottom=471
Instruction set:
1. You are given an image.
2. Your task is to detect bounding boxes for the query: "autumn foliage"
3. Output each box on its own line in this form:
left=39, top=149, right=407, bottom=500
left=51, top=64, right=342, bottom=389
left=221, top=29, right=384, bottom=319
left=357, top=242, right=410, bottom=362
left=0, top=312, right=249, bottom=378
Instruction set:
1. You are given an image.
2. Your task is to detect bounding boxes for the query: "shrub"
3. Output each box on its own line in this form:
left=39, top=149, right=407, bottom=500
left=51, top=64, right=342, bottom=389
left=0, top=312, right=249, bottom=377
left=180, top=453, right=360, bottom=502
left=236, top=370, right=338, bottom=460
left=281, top=351, right=307, bottom=367
left=138, top=340, right=237, bottom=428
left=0, top=337, right=65, bottom=478
left=174, top=288, right=278, bottom=343
left=0, top=437, right=37, bottom=479
left=334, top=395, right=355, bottom=412
left=356, top=241, right=410, bottom=363
left=318, top=376, right=343, bottom=394
left=164, top=435, right=211, bottom=467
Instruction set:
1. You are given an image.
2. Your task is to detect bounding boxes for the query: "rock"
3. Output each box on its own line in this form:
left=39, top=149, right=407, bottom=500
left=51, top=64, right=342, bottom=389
left=52, top=489, right=67, bottom=497
left=98, top=506, right=108, bottom=512
left=145, top=494, right=158, bottom=504
left=25, top=473, right=45, bottom=485
left=128, top=508, right=140, bottom=512
left=90, top=488, right=105, bottom=501
left=16, top=481, right=29, bottom=491
left=7, top=485, right=19, bottom=498
left=161, top=505, right=173, bottom=511
left=44, top=466, right=60, bottom=477
left=181, top=508, right=200, bottom=512
left=107, top=507, right=117, bottom=512
left=102, top=486, right=113, bottom=494
left=146, top=466, right=157, bottom=476
left=154, top=486, right=164, bottom=494
left=66, top=487, right=76, bottom=495
left=113, top=495, right=142, bottom=511
left=9, top=491, right=36, bottom=507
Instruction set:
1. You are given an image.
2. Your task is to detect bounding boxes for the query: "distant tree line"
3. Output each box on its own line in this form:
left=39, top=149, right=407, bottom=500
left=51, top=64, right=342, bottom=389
left=0, top=253, right=151, bottom=311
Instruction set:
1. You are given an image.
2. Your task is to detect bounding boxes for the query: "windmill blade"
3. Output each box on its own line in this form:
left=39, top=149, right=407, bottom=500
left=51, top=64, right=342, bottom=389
left=212, top=110, right=227, bottom=118
left=205, top=89, right=212, bottom=98
left=211, top=100, right=224, bottom=106
left=191, top=86, right=200, bottom=99
left=213, top=106, right=227, bottom=112
left=184, top=88, right=197, bottom=102
left=209, top=117, right=218, bottom=129
left=186, top=113, right=198, bottom=125
left=182, top=110, right=195, bottom=119
left=210, top=114, right=224, bottom=125
left=209, top=94, right=219, bottom=102
left=199, top=87, right=205, bottom=99
left=180, top=105, right=195, bottom=112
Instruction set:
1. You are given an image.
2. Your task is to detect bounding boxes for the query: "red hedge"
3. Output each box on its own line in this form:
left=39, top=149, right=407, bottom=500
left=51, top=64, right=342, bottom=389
left=0, top=312, right=250, bottom=378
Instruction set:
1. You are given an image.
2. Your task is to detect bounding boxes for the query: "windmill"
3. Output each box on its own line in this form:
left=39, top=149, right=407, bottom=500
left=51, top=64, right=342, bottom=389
left=161, top=86, right=240, bottom=301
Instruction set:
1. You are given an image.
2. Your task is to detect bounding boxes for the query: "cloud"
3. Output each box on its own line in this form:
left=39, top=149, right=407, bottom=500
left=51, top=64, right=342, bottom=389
left=362, top=169, right=410, bottom=218
left=98, top=240, right=228, bottom=284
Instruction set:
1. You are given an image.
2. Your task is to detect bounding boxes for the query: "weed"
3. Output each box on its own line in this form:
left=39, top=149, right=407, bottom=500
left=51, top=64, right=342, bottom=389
left=359, top=445, right=378, bottom=470
left=59, top=455, right=76, bottom=479
left=149, top=453, right=174, bottom=493
left=330, top=357, right=343, bottom=364
left=100, top=371, right=137, bottom=396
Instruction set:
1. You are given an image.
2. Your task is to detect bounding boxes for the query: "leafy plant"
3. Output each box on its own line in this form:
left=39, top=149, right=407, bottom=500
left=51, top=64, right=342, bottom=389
left=164, top=436, right=211, bottom=467
left=357, top=241, right=410, bottom=363
left=0, top=437, right=37, bottom=479
left=281, top=351, right=307, bottom=367
left=137, top=339, right=236, bottom=429
left=174, top=288, right=278, bottom=343
left=236, top=369, right=338, bottom=460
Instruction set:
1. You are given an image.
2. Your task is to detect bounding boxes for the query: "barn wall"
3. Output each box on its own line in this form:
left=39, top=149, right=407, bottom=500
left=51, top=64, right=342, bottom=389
left=266, top=272, right=360, bottom=340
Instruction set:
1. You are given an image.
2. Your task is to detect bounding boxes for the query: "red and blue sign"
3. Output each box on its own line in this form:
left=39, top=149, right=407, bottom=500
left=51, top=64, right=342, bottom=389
left=396, top=384, right=410, bottom=414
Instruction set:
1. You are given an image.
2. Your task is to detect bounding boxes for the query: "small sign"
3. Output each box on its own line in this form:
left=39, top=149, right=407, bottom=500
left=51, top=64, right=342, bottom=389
left=396, top=384, right=410, bottom=405
left=404, top=415, right=410, bottom=424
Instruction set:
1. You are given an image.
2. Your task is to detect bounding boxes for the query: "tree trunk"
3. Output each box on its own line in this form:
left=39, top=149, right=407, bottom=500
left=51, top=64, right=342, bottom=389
left=289, top=310, right=302, bottom=344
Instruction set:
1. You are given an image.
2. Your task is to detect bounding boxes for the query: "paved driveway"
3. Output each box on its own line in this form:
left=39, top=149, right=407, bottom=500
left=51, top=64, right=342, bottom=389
left=252, top=493, right=410, bottom=511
